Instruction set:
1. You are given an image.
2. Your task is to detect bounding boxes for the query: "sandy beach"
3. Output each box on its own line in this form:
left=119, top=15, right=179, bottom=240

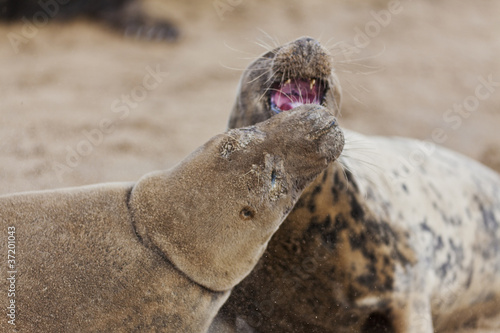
left=1, top=0, right=499, bottom=331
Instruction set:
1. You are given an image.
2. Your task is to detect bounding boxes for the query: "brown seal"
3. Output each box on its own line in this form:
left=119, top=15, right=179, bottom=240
left=212, top=37, right=500, bottom=333
left=0, top=105, right=343, bottom=332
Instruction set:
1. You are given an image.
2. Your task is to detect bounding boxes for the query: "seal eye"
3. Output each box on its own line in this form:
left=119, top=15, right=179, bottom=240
left=239, top=206, right=256, bottom=220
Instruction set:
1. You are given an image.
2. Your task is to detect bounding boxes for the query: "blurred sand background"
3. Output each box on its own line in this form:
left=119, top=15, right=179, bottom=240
left=1, top=0, right=499, bottom=195
left=0, top=0, right=499, bottom=330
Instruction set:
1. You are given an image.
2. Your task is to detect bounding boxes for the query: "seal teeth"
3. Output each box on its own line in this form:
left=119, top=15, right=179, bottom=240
left=310, top=79, right=316, bottom=90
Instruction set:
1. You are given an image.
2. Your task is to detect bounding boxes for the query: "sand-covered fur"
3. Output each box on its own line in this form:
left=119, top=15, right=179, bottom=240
left=0, top=106, right=343, bottom=332
left=213, top=37, right=500, bottom=333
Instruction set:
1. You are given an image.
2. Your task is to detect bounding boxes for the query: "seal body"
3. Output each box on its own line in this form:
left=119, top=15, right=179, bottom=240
left=0, top=106, right=343, bottom=332
left=0, top=0, right=178, bottom=41
left=212, top=37, right=500, bottom=332
left=1, top=184, right=228, bottom=332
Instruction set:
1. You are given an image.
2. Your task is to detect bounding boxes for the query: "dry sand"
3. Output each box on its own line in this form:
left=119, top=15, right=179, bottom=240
left=0, top=0, right=499, bottom=331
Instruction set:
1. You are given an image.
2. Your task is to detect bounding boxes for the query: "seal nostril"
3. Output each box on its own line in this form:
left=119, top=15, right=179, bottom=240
left=239, top=206, right=256, bottom=220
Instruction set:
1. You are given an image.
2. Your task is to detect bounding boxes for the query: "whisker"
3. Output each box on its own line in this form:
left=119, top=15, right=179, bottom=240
left=343, top=146, right=379, bottom=154
left=256, top=78, right=280, bottom=105
left=254, top=72, right=279, bottom=105
left=223, top=40, right=256, bottom=55
left=338, top=78, right=369, bottom=107
left=280, top=70, right=287, bottom=87
left=323, top=37, right=340, bottom=51
left=264, top=72, right=277, bottom=85
left=337, top=160, right=356, bottom=192
left=342, top=155, right=383, bottom=173
left=218, top=56, right=275, bottom=72
left=335, top=61, right=383, bottom=71
left=218, top=62, right=266, bottom=72
left=326, top=83, right=342, bottom=117
left=247, top=70, right=271, bottom=84
left=330, top=44, right=387, bottom=68
left=335, top=64, right=385, bottom=77
left=256, top=28, right=281, bottom=48
left=293, top=78, right=304, bottom=105
left=254, top=38, right=274, bottom=53
left=266, top=87, right=295, bottom=106
left=256, top=89, right=269, bottom=105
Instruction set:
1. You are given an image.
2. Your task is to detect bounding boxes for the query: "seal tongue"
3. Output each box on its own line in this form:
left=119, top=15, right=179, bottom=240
left=271, top=79, right=322, bottom=112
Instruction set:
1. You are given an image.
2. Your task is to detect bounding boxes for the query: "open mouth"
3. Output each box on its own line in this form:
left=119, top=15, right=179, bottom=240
left=270, top=78, right=327, bottom=113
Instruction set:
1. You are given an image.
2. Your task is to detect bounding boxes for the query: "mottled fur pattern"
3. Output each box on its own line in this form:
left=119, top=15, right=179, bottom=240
left=0, top=107, right=343, bottom=332
left=212, top=37, right=500, bottom=332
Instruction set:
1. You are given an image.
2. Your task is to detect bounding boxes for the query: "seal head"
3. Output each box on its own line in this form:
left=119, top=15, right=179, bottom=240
left=228, top=36, right=341, bottom=129
left=130, top=105, right=344, bottom=292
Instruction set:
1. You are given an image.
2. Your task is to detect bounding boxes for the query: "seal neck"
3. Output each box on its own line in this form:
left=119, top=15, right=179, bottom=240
left=127, top=161, right=274, bottom=293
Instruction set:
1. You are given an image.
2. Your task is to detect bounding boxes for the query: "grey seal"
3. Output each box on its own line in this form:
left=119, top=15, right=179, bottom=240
left=213, top=36, right=500, bottom=333
left=0, top=105, right=344, bottom=332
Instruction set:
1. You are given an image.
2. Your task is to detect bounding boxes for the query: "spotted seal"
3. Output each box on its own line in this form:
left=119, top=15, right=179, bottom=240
left=212, top=37, right=500, bottom=332
left=0, top=0, right=178, bottom=41
left=0, top=105, right=343, bottom=332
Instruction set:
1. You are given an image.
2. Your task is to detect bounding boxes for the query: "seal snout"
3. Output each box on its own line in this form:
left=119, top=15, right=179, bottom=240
left=305, top=111, right=337, bottom=138
left=303, top=107, right=344, bottom=163
left=268, top=37, right=333, bottom=114
left=275, top=104, right=344, bottom=166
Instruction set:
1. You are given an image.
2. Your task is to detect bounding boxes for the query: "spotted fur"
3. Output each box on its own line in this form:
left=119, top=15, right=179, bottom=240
left=211, top=37, right=500, bottom=333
